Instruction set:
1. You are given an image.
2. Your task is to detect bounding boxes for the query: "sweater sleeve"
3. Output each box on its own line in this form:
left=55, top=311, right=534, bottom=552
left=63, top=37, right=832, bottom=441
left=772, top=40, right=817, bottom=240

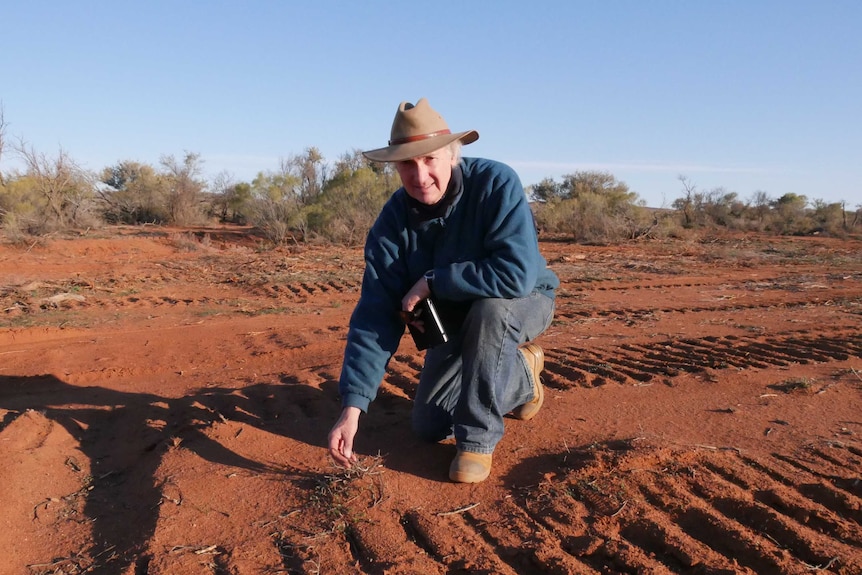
left=337, top=203, right=408, bottom=412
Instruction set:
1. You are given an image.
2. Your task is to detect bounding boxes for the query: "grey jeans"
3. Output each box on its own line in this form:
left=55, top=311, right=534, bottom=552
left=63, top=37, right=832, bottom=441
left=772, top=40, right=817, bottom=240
left=411, top=292, right=555, bottom=454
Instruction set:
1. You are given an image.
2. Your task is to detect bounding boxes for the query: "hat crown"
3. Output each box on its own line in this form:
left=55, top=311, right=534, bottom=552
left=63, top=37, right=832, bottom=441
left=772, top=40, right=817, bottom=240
left=362, top=98, right=478, bottom=163
left=389, top=99, right=450, bottom=145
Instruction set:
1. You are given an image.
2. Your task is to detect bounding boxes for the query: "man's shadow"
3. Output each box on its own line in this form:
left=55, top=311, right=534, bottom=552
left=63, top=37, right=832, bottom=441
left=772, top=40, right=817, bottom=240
left=0, top=375, right=331, bottom=572
left=0, top=371, right=437, bottom=573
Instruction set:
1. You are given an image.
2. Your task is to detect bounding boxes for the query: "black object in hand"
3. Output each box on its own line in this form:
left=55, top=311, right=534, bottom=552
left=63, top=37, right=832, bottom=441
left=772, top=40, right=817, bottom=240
left=402, top=298, right=449, bottom=350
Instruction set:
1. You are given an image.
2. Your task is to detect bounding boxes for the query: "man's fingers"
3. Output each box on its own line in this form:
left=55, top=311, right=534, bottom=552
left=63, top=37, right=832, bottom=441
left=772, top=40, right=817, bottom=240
left=330, top=446, right=353, bottom=468
left=329, top=435, right=357, bottom=468
left=328, top=406, right=361, bottom=468
left=402, top=294, right=420, bottom=313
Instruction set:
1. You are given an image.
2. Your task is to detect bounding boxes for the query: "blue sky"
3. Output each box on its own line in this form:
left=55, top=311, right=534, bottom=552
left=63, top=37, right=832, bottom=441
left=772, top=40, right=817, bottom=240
left=2, top=1, right=859, bottom=208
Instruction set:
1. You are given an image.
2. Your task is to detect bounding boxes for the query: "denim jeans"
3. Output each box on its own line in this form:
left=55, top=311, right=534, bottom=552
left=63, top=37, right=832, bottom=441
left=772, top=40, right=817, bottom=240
left=411, top=292, right=555, bottom=454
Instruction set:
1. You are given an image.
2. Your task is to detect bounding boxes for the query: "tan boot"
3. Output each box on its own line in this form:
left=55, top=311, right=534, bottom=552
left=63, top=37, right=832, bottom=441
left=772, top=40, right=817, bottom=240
left=512, top=343, right=544, bottom=421
left=449, top=450, right=493, bottom=483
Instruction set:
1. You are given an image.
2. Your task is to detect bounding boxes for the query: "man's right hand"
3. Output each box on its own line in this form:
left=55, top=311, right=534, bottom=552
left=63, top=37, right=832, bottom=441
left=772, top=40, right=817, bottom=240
left=327, top=406, right=361, bottom=467
left=401, top=275, right=432, bottom=315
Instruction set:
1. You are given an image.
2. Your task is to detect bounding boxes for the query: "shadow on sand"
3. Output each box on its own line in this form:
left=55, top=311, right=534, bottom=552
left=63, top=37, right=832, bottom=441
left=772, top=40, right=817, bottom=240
left=0, top=372, right=440, bottom=573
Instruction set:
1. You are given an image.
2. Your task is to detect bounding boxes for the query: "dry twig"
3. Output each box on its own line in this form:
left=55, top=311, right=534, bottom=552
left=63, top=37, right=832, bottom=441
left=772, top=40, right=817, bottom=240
left=436, top=502, right=480, bottom=516
left=610, top=501, right=628, bottom=517
left=803, top=556, right=839, bottom=571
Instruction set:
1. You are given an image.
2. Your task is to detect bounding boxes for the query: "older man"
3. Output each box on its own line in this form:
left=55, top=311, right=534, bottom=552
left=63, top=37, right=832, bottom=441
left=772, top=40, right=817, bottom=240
left=327, top=98, right=558, bottom=483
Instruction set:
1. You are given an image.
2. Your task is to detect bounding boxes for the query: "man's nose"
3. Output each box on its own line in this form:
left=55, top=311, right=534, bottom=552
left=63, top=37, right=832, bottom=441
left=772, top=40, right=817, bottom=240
left=414, top=162, right=429, bottom=183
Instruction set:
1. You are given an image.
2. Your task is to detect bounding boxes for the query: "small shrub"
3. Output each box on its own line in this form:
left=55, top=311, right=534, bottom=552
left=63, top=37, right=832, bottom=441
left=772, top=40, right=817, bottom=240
left=769, top=377, right=814, bottom=393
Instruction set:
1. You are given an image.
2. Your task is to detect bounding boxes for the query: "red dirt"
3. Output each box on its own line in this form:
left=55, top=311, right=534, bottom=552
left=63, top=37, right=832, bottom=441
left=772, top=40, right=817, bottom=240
left=1, top=226, right=860, bottom=574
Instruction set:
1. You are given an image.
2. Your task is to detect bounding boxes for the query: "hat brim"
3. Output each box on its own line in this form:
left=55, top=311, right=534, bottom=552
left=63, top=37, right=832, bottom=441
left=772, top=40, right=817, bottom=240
left=362, top=130, right=479, bottom=162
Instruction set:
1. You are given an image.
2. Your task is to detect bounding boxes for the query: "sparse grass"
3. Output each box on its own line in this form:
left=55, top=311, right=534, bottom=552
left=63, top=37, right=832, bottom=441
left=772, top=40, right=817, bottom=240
left=26, top=464, right=100, bottom=574
left=0, top=310, right=92, bottom=330
left=303, top=454, right=386, bottom=535
left=191, top=307, right=227, bottom=318
left=223, top=305, right=295, bottom=317
left=167, top=231, right=213, bottom=252
left=247, top=306, right=292, bottom=316
left=26, top=552, right=93, bottom=574
left=770, top=377, right=815, bottom=393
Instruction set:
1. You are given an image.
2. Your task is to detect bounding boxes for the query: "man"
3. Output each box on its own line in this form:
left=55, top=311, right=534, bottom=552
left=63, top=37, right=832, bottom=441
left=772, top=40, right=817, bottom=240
left=327, top=98, right=558, bottom=483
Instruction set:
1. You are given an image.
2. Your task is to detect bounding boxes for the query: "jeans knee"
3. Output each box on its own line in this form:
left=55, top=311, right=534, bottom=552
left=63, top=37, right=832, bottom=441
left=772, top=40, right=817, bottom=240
left=462, top=298, right=512, bottom=336
left=467, top=298, right=509, bottom=321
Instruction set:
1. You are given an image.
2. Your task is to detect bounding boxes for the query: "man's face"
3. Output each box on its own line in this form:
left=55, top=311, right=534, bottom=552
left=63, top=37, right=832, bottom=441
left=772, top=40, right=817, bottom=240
left=395, top=145, right=457, bottom=205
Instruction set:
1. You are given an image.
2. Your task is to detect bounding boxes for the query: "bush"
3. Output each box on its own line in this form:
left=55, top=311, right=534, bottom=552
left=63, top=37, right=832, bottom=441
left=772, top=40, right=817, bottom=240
left=306, top=166, right=391, bottom=245
left=99, top=161, right=170, bottom=224
left=531, top=171, right=655, bottom=243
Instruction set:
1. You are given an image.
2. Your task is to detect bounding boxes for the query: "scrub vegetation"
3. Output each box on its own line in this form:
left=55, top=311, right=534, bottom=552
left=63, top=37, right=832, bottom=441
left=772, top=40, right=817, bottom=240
left=1, top=109, right=860, bottom=246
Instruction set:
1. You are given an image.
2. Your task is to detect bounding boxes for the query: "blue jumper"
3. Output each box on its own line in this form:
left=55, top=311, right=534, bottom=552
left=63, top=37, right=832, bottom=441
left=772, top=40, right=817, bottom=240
left=339, top=157, right=559, bottom=411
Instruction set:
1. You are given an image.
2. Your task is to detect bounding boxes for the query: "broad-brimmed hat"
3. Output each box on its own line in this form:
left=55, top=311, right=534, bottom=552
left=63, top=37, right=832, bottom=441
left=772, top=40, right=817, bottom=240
left=362, top=98, right=479, bottom=162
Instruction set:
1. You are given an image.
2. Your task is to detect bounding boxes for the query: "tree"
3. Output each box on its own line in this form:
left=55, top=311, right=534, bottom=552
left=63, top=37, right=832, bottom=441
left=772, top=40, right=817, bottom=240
left=811, top=199, right=845, bottom=234
left=531, top=171, right=650, bottom=243
left=285, top=147, right=327, bottom=205
left=702, top=187, right=741, bottom=227
left=210, top=171, right=251, bottom=223
left=771, top=193, right=810, bottom=234
left=332, top=149, right=368, bottom=174
left=670, top=176, right=748, bottom=229
left=99, top=160, right=166, bottom=224
left=529, top=177, right=564, bottom=203
left=309, top=163, right=391, bottom=245
left=672, top=175, right=696, bottom=227
left=339, top=149, right=399, bottom=192
left=750, top=190, right=772, bottom=224
left=0, top=104, right=7, bottom=187
left=247, top=166, right=303, bottom=244
left=529, top=171, right=636, bottom=206
left=160, top=152, right=206, bottom=225
left=560, top=171, right=637, bottom=206
left=0, top=175, right=41, bottom=236
left=13, top=139, right=96, bottom=232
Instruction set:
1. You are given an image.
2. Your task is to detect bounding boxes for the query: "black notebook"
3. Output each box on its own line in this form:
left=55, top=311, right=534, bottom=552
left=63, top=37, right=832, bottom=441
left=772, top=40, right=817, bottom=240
left=405, top=298, right=449, bottom=350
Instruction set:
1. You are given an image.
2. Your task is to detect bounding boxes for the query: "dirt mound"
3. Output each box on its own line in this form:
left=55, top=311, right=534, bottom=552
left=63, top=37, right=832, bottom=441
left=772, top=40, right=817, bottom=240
left=1, top=227, right=860, bottom=574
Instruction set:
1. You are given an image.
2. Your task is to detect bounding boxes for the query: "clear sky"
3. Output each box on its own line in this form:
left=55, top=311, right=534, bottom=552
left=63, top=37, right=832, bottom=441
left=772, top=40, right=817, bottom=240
left=2, top=1, right=860, bottom=208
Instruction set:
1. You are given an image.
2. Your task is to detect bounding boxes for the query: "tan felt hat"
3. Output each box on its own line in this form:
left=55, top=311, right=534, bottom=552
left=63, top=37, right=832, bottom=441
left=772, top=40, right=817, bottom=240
left=362, top=98, right=479, bottom=162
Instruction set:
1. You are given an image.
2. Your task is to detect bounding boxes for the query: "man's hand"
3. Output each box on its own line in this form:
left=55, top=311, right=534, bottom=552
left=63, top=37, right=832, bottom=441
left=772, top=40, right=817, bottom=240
left=328, top=406, right=361, bottom=468
left=401, top=276, right=431, bottom=314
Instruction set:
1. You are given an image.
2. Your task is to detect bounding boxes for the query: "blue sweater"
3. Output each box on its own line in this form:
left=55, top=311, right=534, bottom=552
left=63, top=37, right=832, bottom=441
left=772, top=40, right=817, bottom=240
left=339, top=157, right=559, bottom=411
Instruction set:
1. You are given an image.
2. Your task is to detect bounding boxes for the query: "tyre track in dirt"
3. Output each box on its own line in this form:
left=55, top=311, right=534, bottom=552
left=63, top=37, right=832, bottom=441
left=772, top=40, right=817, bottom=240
left=543, top=330, right=862, bottom=389
left=269, top=439, right=862, bottom=574
left=555, top=296, right=861, bottom=324
left=344, top=355, right=861, bottom=575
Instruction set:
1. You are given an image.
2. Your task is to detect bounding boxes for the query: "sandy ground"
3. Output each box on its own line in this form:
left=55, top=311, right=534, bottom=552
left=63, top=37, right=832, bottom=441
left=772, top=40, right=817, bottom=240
left=1, top=226, right=860, bottom=575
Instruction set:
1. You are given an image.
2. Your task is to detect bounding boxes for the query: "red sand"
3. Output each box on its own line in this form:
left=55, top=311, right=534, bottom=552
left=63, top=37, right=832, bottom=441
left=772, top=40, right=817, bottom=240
left=1, top=227, right=860, bottom=574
